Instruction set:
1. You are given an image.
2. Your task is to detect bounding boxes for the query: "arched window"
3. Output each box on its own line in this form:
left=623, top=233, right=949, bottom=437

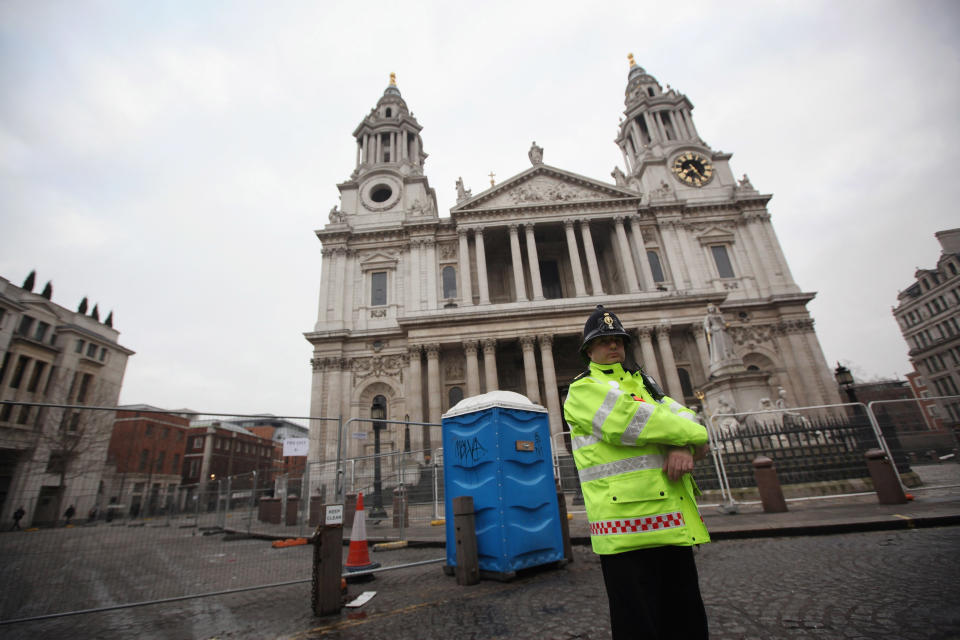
left=647, top=251, right=665, bottom=283
left=442, top=266, right=457, bottom=299
left=448, top=386, right=463, bottom=408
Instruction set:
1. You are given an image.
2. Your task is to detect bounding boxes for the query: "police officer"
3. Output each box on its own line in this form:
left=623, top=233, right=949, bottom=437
left=563, top=305, right=710, bottom=640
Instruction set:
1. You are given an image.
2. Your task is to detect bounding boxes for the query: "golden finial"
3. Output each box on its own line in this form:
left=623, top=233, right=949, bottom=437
left=627, top=53, right=636, bottom=68
left=488, top=171, right=496, bottom=187
left=389, top=72, right=397, bottom=86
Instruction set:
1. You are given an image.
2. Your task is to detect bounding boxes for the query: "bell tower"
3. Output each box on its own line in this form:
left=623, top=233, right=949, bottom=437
left=333, top=73, right=438, bottom=230
left=615, top=55, right=736, bottom=199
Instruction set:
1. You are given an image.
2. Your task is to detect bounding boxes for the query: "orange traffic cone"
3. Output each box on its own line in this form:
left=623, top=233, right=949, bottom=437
left=345, top=492, right=379, bottom=582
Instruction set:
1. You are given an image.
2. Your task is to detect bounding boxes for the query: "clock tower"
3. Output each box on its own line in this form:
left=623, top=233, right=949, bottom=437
left=615, top=54, right=736, bottom=200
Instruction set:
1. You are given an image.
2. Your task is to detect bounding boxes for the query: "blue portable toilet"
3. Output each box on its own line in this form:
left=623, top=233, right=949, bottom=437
left=441, top=391, right=565, bottom=579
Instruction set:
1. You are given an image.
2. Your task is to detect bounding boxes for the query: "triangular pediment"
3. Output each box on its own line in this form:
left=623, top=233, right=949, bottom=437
left=452, top=164, right=639, bottom=213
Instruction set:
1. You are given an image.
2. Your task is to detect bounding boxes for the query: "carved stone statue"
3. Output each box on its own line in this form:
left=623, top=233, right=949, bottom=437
left=611, top=166, right=627, bottom=187
left=456, top=177, right=472, bottom=202
left=738, top=174, right=754, bottom=189
left=328, top=205, right=343, bottom=223
left=528, top=141, right=543, bottom=166
left=704, top=304, right=736, bottom=366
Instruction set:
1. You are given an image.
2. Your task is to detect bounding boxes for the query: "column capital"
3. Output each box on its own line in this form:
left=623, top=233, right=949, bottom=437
left=472, top=226, right=485, bottom=237
left=537, top=334, right=554, bottom=349
left=407, top=344, right=422, bottom=357
left=457, top=227, right=470, bottom=238
left=508, top=223, right=520, bottom=233
left=635, top=326, right=654, bottom=340
left=613, top=214, right=627, bottom=224
left=519, top=335, right=536, bottom=351
left=424, top=343, right=441, bottom=357
left=691, top=324, right=706, bottom=338
left=482, top=338, right=497, bottom=354
left=462, top=339, right=479, bottom=355
left=563, top=218, right=577, bottom=229
left=655, top=323, right=672, bottom=337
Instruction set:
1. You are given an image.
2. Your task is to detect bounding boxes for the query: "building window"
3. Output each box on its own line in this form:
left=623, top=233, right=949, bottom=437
left=99, top=348, right=107, bottom=362
left=371, top=272, right=387, bottom=306
left=156, top=451, right=165, bottom=473
left=17, top=316, right=34, bottom=337
left=540, top=261, right=563, bottom=299
left=16, top=405, right=31, bottom=425
left=86, top=343, right=98, bottom=358
left=172, top=454, right=180, bottom=473
left=647, top=251, right=666, bottom=283
left=138, top=449, right=149, bottom=471
left=34, top=321, right=50, bottom=342
left=442, top=266, right=457, bottom=299
left=711, top=245, right=735, bottom=278
left=449, top=386, right=464, bottom=408
left=10, top=355, right=31, bottom=389
left=26, top=361, right=46, bottom=393
left=46, top=452, right=66, bottom=474
left=76, top=374, right=93, bottom=403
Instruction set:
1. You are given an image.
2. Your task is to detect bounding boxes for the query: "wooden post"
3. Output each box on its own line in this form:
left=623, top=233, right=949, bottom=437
left=312, top=508, right=344, bottom=616
left=752, top=456, right=788, bottom=513
left=556, top=487, right=573, bottom=564
left=452, top=496, right=479, bottom=586
left=865, top=449, right=908, bottom=505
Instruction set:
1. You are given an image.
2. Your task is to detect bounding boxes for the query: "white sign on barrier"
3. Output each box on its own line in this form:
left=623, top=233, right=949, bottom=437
left=325, top=504, right=343, bottom=526
left=283, top=437, right=309, bottom=457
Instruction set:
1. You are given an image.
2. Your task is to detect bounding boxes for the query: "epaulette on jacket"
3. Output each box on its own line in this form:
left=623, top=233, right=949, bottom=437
left=572, top=369, right=592, bottom=382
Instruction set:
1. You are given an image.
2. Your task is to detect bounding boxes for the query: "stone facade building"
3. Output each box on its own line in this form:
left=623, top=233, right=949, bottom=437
left=893, top=228, right=960, bottom=427
left=305, top=61, right=840, bottom=476
left=0, top=272, right=133, bottom=526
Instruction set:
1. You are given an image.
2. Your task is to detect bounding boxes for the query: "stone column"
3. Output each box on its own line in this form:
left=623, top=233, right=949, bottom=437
left=474, top=229, right=491, bottom=305
left=375, top=134, right=382, bottom=163
left=457, top=228, right=473, bottom=306
left=563, top=219, right=587, bottom=297
left=316, top=249, right=333, bottom=324
left=463, top=340, right=481, bottom=398
left=629, top=218, right=655, bottom=291
left=538, top=334, right=562, bottom=438
left=635, top=327, right=660, bottom=381
left=425, top=238, right=438, bottom=309
left=325, top=358, right=344, bottom=461
left=524, top=223, right=544, bottom=300
left=655, top=324, right=685, bottom=401
left=406, top=345, right=423, bottom=423
left=408, top=240, right=421, bottom=311
left=579, top=220, right=604, bottom=295
left=425, top=344, right=442, bottom=452
left=692, top=324, right=711, bottom=380
left=614, top=216, right=640, bottom=292
left=659, top=220, right=689, bottom=288
left=519, top=335, right=541, bottom=404
left=482, top=338, right=498, bottom=392
left=330, top=248, right=348, bottom=322
left=509, top=224, right=528, bottom=302
left=739, top=214, right=770, bottom=293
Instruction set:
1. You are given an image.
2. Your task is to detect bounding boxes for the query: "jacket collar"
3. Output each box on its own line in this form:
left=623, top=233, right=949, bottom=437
left=589, top=361, right=627, bottom=377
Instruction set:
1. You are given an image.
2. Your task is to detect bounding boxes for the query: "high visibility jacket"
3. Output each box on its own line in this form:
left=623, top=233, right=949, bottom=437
left=563, top=361, right=711, bottom=555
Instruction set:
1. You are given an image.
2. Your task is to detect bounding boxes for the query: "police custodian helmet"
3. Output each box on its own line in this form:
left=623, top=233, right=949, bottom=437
left=579, top=305, right=631, bottom=359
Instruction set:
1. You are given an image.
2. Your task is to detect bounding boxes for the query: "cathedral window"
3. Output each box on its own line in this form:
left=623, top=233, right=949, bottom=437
left=710, top=245, right=735, bottom=279
left=385, top=108, right=392, bottom=117
left=540, top=261, right=563, bottom=299
left=442, top=266, right=457, bottom=299
left=647, top=87, right=654, bottom=97
left=448, top=386, right=463, bottom=409
left=371, top=272, right=387, bottom=306
left=381, top=133, right=391, bottom=162
left=646, top=251, right=665, bottom=283
left=660, top=112, right=676, bottom=141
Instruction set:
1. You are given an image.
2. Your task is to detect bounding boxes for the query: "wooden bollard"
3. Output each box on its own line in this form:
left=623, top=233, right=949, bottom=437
left=556, top=487, right=573, bottom=564
left=753, top=456, right=788, bottom=513
left=312, top=505, right=344, bottom=616
left=865, top=449, right=907, bottom=505
left=452, top=496, right=479, bottom=586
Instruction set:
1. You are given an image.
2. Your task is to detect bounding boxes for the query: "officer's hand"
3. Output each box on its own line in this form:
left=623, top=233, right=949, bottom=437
left=663, top=447, right=694, bottom=481
left=693, top=444, right=710, bottom=461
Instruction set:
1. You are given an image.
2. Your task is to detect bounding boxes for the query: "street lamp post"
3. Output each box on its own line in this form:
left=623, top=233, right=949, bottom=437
left=369, top=398, right=388, bottom=519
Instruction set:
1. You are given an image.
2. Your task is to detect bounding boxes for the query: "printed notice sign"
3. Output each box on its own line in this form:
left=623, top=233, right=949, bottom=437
left=282, top=438, right=309, bottom=457
left=325, top=504, right=343, bottom=526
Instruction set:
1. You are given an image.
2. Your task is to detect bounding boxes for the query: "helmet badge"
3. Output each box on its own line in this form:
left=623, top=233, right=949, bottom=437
left=603, top=313, right=614, bottom=330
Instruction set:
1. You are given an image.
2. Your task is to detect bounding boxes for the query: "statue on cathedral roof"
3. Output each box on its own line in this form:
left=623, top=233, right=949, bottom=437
left=528, top=141, right=543, bottom=166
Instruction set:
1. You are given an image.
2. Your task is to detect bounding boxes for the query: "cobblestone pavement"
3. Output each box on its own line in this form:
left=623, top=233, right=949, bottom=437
left=4, top=527, right=958, bottom=640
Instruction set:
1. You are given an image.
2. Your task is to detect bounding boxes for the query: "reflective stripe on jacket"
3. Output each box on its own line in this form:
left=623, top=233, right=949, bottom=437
left=563, top=361, right=710, bottom=555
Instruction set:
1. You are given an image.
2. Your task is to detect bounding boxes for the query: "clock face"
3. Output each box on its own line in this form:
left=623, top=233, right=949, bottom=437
left=671, top=152, right=714, bottom=187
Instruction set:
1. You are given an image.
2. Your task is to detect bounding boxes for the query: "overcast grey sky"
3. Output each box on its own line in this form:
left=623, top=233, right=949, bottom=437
left=2, top=1, right=958, bottom=418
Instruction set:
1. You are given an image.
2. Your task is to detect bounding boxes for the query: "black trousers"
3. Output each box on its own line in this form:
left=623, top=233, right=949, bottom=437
left=599, top=545, right=708, bottom=640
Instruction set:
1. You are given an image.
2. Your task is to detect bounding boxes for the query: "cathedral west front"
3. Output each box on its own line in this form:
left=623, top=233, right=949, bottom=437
left=305, top=59, right=841, bottom=473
